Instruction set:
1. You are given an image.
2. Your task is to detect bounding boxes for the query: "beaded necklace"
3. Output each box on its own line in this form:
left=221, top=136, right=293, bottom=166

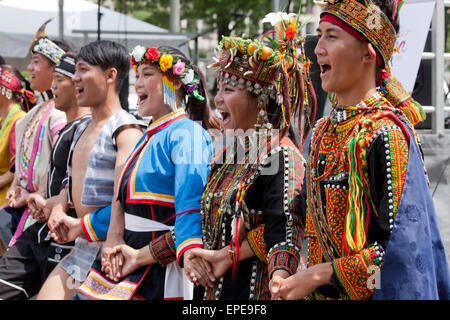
left=311, top=91, right=384, bottom=182
left=18, top=99, right=53, bottom=191
left=202, top=138, right=251, bottom=250
left=201, top=133, right=270, bottom=250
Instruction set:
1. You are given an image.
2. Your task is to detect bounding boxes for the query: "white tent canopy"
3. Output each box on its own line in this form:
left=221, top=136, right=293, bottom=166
left=0, top=0, right=190, bottom=66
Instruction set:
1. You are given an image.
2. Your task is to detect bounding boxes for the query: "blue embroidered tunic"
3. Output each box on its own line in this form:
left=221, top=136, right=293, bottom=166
left=74, top=108, right=213, bottom=300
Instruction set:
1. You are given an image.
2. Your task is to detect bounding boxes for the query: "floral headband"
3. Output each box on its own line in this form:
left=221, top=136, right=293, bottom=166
left=33, top=38, right=65, bottom=64
left=130, top=45, right=205, bottom=102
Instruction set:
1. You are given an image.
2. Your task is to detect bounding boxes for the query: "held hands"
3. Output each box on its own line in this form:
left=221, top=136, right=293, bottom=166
left=183, top=246, right=234, bottom=288
left=47, top=204, right=82, bottom=244
left=269, top=263, right=333, bottom=300
left=27, top=193, right=49, bottom=223
left=102, top=244, right=142, bottom=282
left=183, top=248, right=217, bottom=288
left=269, top=269, right=305, bottom=300
left=48, top=214, right=82, bottom=244
left=7, top=186, right=29, bottom=208
left=101, top=236, right=125, bottom=282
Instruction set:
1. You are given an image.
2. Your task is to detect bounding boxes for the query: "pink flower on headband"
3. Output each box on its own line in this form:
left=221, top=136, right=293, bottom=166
left=172, top=60, right=186, bottom=76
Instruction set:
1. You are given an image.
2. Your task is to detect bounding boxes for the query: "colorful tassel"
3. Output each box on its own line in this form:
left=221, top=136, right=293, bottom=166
left=162, top=74, right=177, bottom=111
left=380, top=70, right=425, bottom=125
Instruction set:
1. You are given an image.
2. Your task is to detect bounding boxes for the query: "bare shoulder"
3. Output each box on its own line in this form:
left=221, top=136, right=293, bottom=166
left=115, top=125, right=143, bottom=151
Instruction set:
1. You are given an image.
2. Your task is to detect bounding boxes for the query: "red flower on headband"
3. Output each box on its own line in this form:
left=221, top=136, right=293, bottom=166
left=130, top=56, right=136, bottom=66
left=285, top=25, right=297, bottom=40
left=145, top=47, right=160, bottom=62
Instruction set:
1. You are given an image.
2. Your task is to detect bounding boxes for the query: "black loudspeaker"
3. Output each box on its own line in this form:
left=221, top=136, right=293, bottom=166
left=304, top=35, right=328, bottom=123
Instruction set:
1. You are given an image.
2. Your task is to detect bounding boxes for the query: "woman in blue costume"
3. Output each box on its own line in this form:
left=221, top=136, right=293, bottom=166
left=72, top=46, right=219, bottom=300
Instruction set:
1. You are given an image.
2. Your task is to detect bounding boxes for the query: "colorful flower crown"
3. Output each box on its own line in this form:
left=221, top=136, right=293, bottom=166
left=130, top=45, right=205, bottom=101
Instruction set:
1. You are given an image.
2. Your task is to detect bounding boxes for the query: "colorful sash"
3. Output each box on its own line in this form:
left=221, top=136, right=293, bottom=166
left=78, top=213, right=193, bottom=300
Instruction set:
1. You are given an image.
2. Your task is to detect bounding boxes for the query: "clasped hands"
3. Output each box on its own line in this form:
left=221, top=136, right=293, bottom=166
left=7, top=186, right=53, bottom=223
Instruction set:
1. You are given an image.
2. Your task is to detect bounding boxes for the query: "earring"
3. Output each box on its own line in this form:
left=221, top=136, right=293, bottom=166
left=254, top=104, right=270, bottom=131
left=162, top=74, right=177, bottom=111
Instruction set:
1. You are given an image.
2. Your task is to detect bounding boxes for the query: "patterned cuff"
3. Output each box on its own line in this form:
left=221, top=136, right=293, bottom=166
left=80, top=214, right=99, bottom=242
left=331, top=243, right=384, bottom=300
left=246, top=224, right=267, bottom=264
left=267, top=243, right=300, bottom=279
left=149, top=231, right=176, bottom=267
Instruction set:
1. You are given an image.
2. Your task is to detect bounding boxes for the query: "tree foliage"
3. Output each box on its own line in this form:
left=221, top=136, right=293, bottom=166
left=112, top=0, right=316, bottom=42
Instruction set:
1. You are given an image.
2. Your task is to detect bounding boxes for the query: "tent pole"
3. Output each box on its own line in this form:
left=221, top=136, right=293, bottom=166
left=170, top=0, right=180, bottom=33
left=58, top=0, right=64, bottom=40
left=97, top=0, right=101, bottom=40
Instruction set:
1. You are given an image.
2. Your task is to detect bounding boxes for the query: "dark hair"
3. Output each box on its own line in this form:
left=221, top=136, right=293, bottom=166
left=76, top=40, right=130, bottom=111
left=1, top=64, right=36, bottom=111
left=157, top=46, right=219, bottom=130
left=61, top=51, right=76, bottom=61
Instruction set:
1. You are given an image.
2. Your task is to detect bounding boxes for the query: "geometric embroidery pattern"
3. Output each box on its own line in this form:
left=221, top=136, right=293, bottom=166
left=149, top=231, right=177, bottom=267
left=306, top=101, right=411, bottom=300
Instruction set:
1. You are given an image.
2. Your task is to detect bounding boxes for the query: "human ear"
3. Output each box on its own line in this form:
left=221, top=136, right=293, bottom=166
left=173, top=77, right=182, bottom=90
left=105, top=67, right=118, bottom=84
left=363, top=43, right=377, bottom=64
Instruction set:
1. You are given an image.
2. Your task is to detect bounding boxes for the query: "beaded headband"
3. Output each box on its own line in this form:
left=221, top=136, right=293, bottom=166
left=0, top=67, right=37, bottom=110
left=208, top=11, right=316, bottom=133
left=55, top=56, right=76, bottom=78
left=29, top=20, right=65, bottom=65
left=0, top=67, right=21, bottom=100
left=32, top=38, right=65, bottom=65
left=315, top=0, right=396, bottom=68
left=130, top=45, right=205, bottom=102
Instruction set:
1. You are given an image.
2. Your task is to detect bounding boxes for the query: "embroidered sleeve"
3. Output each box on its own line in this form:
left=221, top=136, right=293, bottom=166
left=368, top=126, right=409, bottom=245
left=149, top=230, right=177, bottom=267
left=331, top=125, right=409, bottom=300
left=172, top=123, right=213, bottom=266
left=246, top=224, right=267, bottom=263
left=80, top=205, right=111, bottom=242
left=331, top=242, right=385, bottom=300
left=263, top=146, right=305, bottom=279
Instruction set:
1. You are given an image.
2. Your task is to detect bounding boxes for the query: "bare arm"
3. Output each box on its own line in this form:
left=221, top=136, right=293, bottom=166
left=102, top=126, right=143, bottom=277
left=0, top=171, right=14, bottom=190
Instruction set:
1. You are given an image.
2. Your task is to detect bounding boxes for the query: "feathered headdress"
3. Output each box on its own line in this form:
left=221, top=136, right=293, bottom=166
left=29, top=19, right=65, bottom=64
left=208, top=11, right=317, bottom=145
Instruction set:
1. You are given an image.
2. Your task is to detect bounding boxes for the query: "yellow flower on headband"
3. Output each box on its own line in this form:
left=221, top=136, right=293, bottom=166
left=159, top=54, right=173, bottom=72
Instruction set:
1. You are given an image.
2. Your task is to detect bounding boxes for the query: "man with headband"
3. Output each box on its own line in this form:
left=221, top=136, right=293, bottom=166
left=36, top=40, right=143, bottom=299
left=0, top=52, right=92, bottom=300
left=0, top=24, right=68, bottom=254
left=270, top=0, right=450, bottom=300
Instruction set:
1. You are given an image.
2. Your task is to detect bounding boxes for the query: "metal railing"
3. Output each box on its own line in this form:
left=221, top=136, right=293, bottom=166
left=421, top=0, right=449, bottom=135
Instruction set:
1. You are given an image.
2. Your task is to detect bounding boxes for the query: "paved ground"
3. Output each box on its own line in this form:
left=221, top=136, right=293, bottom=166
left=420, top=134, right=450, bottom=263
